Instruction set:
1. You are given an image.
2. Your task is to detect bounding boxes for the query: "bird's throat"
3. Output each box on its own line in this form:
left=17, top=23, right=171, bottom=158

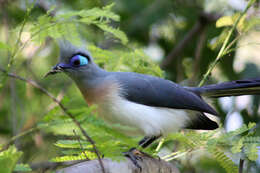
left=78, top=81, right=120, bottom=106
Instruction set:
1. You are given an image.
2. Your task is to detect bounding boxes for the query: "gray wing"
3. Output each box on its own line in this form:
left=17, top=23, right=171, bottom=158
left=112, top=72, right=218, bottom=115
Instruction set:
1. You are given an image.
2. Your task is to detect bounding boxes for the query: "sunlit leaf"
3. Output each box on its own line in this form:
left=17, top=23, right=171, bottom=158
left=245, top=144, right=258, bottom=161
left=216, top=16, right=233, bottom=28
left=216, top=12, right=250, bottom=33
left=0, top=41, right=10, bottom=50
left=55, top=140, right=92, bottom=149
left=14, top=164, right=32, bottom=172
left=231, top=138, right=244, bottom=153
left=0, top=146, right=23, bottom=173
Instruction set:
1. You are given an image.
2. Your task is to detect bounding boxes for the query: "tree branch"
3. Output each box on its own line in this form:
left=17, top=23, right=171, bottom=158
left=198, top=0, right=255, bottom=86
left=190, top=25, right=207, bottom=83
left=30, top=160, right=83, bottom=171
left=239, top=159, right=244, bottom=173
left=57, top=157, right=180, bottom=173
left=0, top=68, right=105, bottom=173
left=160, top=12, right=220, bottom=69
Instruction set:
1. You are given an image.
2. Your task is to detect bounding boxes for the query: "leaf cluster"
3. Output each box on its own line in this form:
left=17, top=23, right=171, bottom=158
left=161, top=123, right=259, bottom=173
left=29, top=4, right=128, bottom=45
left=40, top=100, right=142, bottom=162
left=0, top=146, right=31, bottom=173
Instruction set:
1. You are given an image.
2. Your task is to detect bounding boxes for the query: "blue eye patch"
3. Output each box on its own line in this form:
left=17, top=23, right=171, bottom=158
left=70, top=55, right=89, bottom=67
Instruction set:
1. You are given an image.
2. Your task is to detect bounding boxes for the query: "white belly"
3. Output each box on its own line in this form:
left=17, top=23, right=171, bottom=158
left=98, top=97, right=191, bottom=136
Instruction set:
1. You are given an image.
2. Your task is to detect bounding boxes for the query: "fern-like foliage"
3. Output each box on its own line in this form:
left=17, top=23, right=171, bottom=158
left=161, top=122, right=260, bottom=172
left=88, top=45, right=164, bottom=77
left=14, top=164, right=32, bottom=172
left=51, top=151, right=96, bottom=162
left=207, top=148, right=238, bottom=173
left=244, top=136, right=260, bottom=144
left=29, top=4, right=128, bottom=45
left=0, top=146, right=31, bottom=173
left=40, top=102, right=146, bottom=162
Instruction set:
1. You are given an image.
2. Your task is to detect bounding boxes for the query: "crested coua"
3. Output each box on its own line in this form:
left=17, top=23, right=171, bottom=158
left=46, top=40, right=260, bottom=148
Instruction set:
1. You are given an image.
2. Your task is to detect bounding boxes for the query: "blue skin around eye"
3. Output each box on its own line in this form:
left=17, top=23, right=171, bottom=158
left=78, top=55, right=88, bottom=65
left=71, top=55, right=88, bottom=66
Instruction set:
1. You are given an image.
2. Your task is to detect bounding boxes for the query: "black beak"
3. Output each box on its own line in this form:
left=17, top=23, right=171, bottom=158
left=44, top=64, right=64, bottom=78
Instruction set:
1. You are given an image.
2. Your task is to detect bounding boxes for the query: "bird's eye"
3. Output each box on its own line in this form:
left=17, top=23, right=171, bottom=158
left=70, top=55, right=88, bottom=67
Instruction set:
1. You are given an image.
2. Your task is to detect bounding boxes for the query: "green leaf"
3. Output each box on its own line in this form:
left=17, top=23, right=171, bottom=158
left=88, top=45, right=163, bottom=77
left=242, top=18, right=260, bottom=32
left=248, top=122, right=256, bottom=129
left=30, top=3, right=127, bottom=45
left=244, top=136, right=260, bottom=144
left=51, top=151, right=95, bottom=162
left=51, top=155, right=86, bottom=162
left=244, top=143, right=258, bottom=161
left=47, top=5, right=56, bottom=15
left=216, top=16, right=233, bottom=28
left=208, top=148, right=238, bottom=173
left=77, top=4, right=119, bottom=21
left=14, top=164, right=32, bottom=172
left=55, top=140, right=92, bottom=149
left=0, top=41, right=10, bottom=50
left=231, top=138, right=244, bottom=153
left=216, top=13, right=248, bottom=32
left=218, top=124, right=249, bottom=144
left=208, top=28, right=229, bottom=50
left=96, top=24, right=128, bottom=45
left=0, top=146, right=23, bottom=173
left=43, top=106, right=61, bottom=122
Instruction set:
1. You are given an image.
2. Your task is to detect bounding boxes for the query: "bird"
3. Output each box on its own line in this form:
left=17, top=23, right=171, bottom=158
left=46, top=40, right=260, bottom=149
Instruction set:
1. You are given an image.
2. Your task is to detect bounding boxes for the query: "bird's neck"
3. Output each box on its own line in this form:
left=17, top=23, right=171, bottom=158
left=76, top=76, right=119, bottom=106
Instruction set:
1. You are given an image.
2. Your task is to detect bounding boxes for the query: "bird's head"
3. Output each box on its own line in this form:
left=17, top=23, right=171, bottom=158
left=46, top=40, right=106, bottom=83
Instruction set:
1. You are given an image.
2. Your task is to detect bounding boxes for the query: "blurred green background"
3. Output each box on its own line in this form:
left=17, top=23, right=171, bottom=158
left=0, top=0, right=260, bottom=172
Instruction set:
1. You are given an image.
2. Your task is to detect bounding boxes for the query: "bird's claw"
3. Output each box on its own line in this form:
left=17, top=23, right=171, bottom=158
left=123, top=148, right=143, bottom=171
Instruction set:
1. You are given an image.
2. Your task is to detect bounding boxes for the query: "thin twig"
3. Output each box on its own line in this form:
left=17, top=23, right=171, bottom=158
left=160, top=21, right=201, bottom=69
left=0, top=1, right=36, bottom=94
left=73, top=129, right=90, bottom=161
left=191, top=26, right=207, bottom=83
left=0, top=126, right=43, bottom=152
left=37, top=0, right=57, bottom=16
left=160, top=12, right=220, bottom=69
left=155, top=138, right=165, bottom=152
left=239, top=158, right=244, bottom=173
left=198, top=0, right=255, bottom=87
left=8, top=0, right=36, bottom=68
left=0, top=68, right=106, bottom=173
left=10, top=79, right=18, bottom=141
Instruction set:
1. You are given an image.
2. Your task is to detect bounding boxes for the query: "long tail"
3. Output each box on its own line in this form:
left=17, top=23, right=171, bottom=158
left=187, top=78, right=260, bottom=98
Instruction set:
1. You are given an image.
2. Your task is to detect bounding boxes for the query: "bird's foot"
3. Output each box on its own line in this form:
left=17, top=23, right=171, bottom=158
left=123, top=148, right=144, bottom=171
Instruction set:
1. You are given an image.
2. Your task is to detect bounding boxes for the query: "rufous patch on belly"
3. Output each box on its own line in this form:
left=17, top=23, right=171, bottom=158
left=79, top=81, right=120, bottom=106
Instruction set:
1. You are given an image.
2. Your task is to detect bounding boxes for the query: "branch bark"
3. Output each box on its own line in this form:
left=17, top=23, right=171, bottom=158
left=30, top=160, right=82, bottom=171
left=190, top=25, right=207, bottom=83
left=239, top=159, right=244, bottom=173
left=57, top=157, right=180, bottom=173
left=160, top=12, right=220, bottom=69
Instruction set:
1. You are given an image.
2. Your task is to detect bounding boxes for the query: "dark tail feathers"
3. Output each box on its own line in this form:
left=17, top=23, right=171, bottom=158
left=187, top=78, right=260, bottom=98
left=185, top=113, right=219, bottom=130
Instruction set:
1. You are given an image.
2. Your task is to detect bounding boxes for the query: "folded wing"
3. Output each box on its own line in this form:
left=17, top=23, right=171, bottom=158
left=112, top=72, right=218, bottom=116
